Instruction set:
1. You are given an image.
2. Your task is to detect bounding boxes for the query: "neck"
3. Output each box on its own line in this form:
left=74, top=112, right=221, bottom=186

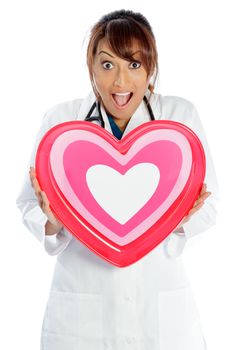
left=105, top=108, right=132, bottom=132
left=112, top=116, right=131, bottom=131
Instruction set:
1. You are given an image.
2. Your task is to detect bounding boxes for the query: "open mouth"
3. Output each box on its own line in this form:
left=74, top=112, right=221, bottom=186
left=111, top=92, right=133, bottom=108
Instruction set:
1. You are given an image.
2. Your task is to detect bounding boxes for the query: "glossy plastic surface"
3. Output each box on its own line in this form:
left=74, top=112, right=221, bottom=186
left=35, top=120, right=205, bottom=267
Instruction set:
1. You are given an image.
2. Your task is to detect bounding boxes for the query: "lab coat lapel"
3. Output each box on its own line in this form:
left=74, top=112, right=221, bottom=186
left=76, top=90, right=162, bottom=137
left=122, top=91, right=162, bottom=137
left=76, top=91, right=113, bottom=134
left=100, top=91, right=162, bottom=137
left=76, top=91, right=96, bottom=121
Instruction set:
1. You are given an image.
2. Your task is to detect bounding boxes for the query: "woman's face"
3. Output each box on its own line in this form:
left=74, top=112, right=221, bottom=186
left=92, top=38, right=151, bottom=123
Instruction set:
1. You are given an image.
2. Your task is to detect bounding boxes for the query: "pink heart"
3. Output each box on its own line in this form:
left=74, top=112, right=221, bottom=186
left=36, top=120, right=205, bottom=267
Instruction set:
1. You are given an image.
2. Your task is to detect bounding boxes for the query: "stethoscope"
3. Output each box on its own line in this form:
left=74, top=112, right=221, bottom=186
left=84, top=95, right=156, bottom=128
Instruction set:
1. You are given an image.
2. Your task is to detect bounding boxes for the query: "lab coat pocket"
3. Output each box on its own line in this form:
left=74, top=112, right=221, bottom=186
left=43, top=290, right=103, bottom=340
left=158, top=286, right=206, bottom=350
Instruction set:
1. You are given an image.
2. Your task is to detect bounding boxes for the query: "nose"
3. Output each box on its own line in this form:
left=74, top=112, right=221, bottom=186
left=113, top=67, right=129, bottom=87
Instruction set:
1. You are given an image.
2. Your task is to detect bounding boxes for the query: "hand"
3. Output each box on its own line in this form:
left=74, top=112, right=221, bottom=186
left=29, top=167, right=63, bottom=234
left=175, top=183, right=211, bottom=232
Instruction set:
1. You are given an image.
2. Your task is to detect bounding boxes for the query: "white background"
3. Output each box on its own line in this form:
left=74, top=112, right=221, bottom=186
left=1, top=0, right=233, bottom=349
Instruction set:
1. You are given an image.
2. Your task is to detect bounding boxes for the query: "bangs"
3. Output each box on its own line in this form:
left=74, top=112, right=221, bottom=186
left=104, top=19, right=155, bottom=74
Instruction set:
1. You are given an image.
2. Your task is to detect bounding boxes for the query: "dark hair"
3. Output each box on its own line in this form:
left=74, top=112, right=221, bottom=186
left=87, top=9, right=158, bottom=101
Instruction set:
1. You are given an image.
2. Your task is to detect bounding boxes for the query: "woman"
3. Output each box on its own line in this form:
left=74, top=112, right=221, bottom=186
left=17, top=9, right=219, bottom=350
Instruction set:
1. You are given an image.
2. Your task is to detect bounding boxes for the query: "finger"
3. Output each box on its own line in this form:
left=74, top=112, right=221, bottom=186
left=200, top=183, right=207, bottom=195
left=40, top=192, right=57, bottom=222
left=188, top=201, right=204, bottom=216
left=178, top=213, right=192, bottom=227
left=32, top=178, right=41, bottom=195
left=182, top=188, right=210, bottom=222
left=29, top=169, right=34, bottom=186
left=40, top=192, right=61, bottom=225
left=29, top=167, right=38, bottom=187
left=193, top=185, right=206, bottom=206
left=29, top=168, right=42, bottom=194
left=198, top=191, right=211, bottom=204
left=29, top=166, right=35, bottom=173
left=181, top=215, right=190, bottom=225
left=194, top=191, right=211, bottom=207
left=29, top=166, right=36, bottom=179
left=36, top=191, right=43, bottom=208
left=41, top=191, right=50, bottom=210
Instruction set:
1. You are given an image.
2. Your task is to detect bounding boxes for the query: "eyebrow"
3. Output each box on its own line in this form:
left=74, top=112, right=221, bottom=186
left=98, top=50, right=114, bottom=58
left=98, top=50, right=141, bottom=58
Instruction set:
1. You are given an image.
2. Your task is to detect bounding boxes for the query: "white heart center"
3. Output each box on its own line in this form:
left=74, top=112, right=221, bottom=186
left=86, top=163, right=160, bottom=224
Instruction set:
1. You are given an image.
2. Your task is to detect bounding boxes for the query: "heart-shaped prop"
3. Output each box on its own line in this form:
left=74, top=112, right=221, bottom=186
left=35, top=120, right=205, bottom=267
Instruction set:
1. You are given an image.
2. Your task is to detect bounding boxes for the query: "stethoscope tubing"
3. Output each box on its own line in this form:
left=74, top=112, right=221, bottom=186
left=84, top=95, right=155, bottom=127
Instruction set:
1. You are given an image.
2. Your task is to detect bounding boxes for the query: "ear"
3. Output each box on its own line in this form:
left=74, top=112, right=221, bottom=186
left=92, top=75, right=97, bottom=89
left=148, top=68, right=158, bottom=87
left=146, top=75, right=151, bottom=83
left=91, top=76, right=101, bottom=100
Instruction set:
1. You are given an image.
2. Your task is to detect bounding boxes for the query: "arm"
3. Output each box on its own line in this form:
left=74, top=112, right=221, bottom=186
left=182, top=104, right=219, bottom=237
left=29, top=166, right=63, bottom=236
left=16, top=112, right=73, bottom=255
left=164, top=103, right=220, bottom=257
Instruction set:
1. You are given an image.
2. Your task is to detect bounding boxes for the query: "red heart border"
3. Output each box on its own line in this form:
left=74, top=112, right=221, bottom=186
left=36, top=120, right=205, bottom=267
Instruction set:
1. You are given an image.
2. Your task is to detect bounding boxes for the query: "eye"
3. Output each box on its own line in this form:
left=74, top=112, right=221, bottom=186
left=102, top=61, right=114, bottom=70
left=129, top=61, right=141, bottom=69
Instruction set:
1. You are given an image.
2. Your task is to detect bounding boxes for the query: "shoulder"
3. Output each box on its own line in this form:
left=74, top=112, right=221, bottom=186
left=160, top=94, right=196, bottom=112
left=32, top=98, right=85, bottom=151
left=42, top=97, right=84, bottom=128
left=154, top=94, right=200, bottom=126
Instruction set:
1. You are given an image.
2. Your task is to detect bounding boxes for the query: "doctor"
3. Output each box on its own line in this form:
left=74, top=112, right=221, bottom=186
left=17, top=9, right=219, bottom=350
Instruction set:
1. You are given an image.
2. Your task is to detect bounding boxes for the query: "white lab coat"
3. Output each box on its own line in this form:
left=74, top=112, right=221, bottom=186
left=17, top=90, right=219, bottom=350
